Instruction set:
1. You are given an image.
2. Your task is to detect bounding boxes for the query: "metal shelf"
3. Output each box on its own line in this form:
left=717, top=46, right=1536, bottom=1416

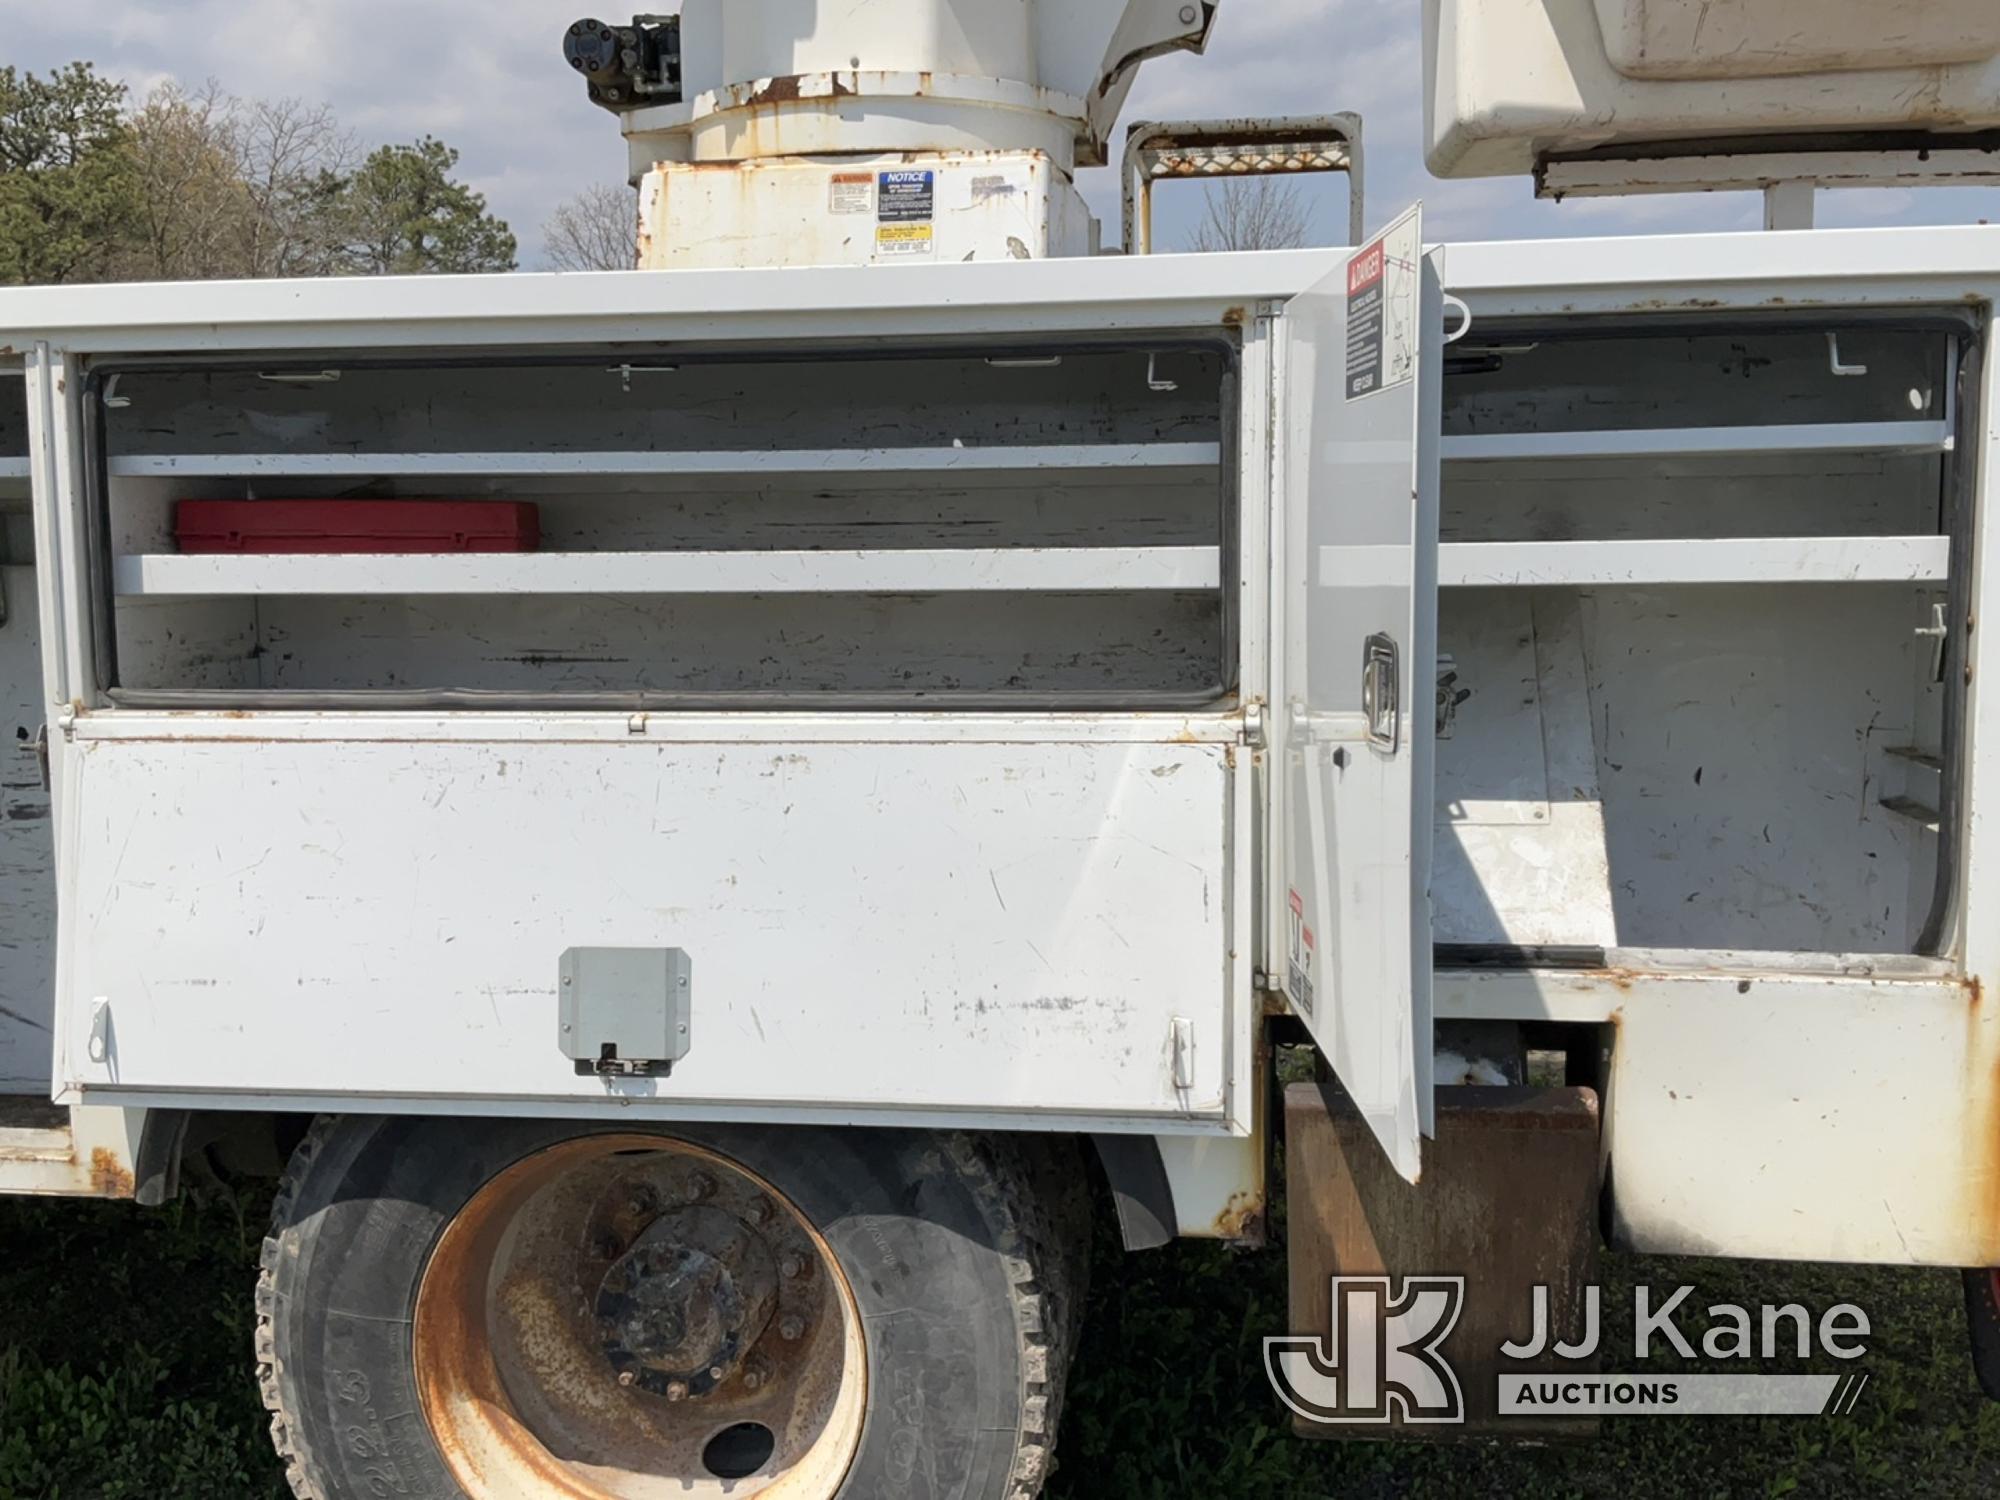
left=1311, top=537, right=1949, bottom=589
left=1435, top=536, right=1948, bottom=587
left=114, top=546, right=1225, bottom=597
left=106, top=443, right=1223, bottom=480
left=1440, top=420, right=1951, bottom=463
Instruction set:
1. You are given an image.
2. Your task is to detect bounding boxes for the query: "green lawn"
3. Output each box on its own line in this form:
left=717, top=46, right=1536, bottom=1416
left=1, top=1175, right=1994, bottom=1499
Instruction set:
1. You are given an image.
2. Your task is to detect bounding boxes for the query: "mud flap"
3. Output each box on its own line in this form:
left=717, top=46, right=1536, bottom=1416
left=1278, top=1083, right=1601, bottom=1439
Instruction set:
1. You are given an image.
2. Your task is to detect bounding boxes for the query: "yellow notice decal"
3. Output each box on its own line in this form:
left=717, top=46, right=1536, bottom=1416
left=875, top=223, right=935, bottom=259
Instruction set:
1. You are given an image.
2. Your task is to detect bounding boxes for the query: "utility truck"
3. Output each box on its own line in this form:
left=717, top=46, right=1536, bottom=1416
left=2, top=0, right=2000, bottom=1493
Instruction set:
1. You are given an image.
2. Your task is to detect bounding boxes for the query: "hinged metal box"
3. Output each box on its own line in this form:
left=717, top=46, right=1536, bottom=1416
left=559, top=947, right=693, bottom=1078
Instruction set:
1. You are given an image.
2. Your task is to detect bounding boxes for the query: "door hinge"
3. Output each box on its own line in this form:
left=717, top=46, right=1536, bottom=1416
left=1241, top=702, right=1267, bottom=749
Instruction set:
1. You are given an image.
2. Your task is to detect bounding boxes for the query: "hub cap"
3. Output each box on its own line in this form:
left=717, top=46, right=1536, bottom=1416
left=414, top=1136, right=865, bottom=1498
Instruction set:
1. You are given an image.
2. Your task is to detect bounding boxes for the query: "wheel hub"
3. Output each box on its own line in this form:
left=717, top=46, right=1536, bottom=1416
left=596, top=1205, right=779, bottom=1395
left=413, top=1135, right=865, bottom=1498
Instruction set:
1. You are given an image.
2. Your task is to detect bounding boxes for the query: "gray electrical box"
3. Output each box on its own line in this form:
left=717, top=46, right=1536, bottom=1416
left=558, top=947, right=693, bottom=1078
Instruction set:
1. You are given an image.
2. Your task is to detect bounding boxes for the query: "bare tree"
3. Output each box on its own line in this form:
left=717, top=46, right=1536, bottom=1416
left=1185, top=175, right=1312, bottom=254
left=118, top=84, right=358, bottom=280
left=542, top=183, right=637, bottom=271
left=119, top=81, right=250, bottom=280
left=235, top=96, right=357, bottom=278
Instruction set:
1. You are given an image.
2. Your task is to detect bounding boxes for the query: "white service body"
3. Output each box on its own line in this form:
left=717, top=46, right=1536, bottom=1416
left=2, top=224, right=1998, bottom=1264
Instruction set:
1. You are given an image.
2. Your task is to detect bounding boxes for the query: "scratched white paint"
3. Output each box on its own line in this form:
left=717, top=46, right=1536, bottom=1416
left=58, top=737, right=1238, bottom=1121
left=0, top=222, right=1992, bottom=1268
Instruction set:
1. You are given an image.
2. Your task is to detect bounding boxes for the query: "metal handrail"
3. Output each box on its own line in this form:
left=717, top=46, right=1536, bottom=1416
left=1120, top=114, right=1365, bottom=254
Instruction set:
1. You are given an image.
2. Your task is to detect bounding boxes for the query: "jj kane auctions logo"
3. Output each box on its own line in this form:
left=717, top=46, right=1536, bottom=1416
left=1267, top=1279, right=1873, bottom=1422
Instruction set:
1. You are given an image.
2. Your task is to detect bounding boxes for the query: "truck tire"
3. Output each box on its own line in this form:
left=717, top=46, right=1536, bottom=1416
left=1968, top=1268, right=2000, bottom=1401
left=257, top=1116, right=1088, bottom=1499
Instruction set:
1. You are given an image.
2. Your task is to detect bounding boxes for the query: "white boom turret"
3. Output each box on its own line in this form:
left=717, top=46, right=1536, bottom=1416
left=566, top=0, right=1218, bottom=268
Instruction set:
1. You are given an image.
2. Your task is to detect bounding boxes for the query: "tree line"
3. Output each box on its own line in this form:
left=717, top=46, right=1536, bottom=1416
left=0, top=62, right=522, bottom=285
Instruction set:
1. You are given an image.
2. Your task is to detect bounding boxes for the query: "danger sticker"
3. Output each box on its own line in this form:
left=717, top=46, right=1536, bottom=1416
left=1346, top=240, right=1388, bottom=401
left=878, top=169, right=935, bottom=223
left=1345, top=208, right=1422, bottom=402
left=875, top=223, right=935, bottom=259
left=829, top=172, right=874, bottom=215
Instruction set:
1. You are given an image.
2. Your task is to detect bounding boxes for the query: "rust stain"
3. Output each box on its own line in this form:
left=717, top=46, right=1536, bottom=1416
left=1212, top=1190, right=1266, bottom=1244
left=1220, top=306, right=1248, bottom=328
left=1964, top=976, right=2000, bottom=1261
left=89, top=1147, right=135, bottom=1199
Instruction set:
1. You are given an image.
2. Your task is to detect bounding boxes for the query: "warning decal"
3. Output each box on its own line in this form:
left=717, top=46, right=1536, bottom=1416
left=1345, top=208, right=1422, bottom=402
left=878, top=169, right=935, bottom=223
left=829, top=172, right=874, bottom=215
left=1286, top=888, right=1316, bottom=1017
left=1345, top=242, right=1386, bottom=400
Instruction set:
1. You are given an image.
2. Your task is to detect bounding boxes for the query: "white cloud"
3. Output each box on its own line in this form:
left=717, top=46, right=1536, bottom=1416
left=2, top=0, right=1997, bottom=263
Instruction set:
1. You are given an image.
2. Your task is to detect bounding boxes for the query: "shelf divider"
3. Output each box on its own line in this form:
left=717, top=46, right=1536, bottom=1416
left=107, top=442, right=1222, bottom=479
left=1316, top=537, right=1949, bottom=589
left=115, top=546, right=1225, bottom=598
left=1441, top=421, right=1950, bottom=463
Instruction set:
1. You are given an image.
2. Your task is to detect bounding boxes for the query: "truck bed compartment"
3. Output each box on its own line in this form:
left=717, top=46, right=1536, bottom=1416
left=99, top=340, right=1235, bottom=707
left=1431, top=319, right=1961, bottom=956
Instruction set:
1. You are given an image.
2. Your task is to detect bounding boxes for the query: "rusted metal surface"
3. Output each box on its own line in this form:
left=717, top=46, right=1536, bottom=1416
left=414, top=1135, right=865, bottom=1498
left=0, top=1104, right=138, bottom=1201
left=1162, top=1024, right=1269, bottom=1245
left=1122, top=115, right=1365, bottom=252
left=1967, top=979, right=2000, bottom=1258
left=1283, top=1083, right=1602, bottom=1439
left=88, top=1146, right=135, bottom=1199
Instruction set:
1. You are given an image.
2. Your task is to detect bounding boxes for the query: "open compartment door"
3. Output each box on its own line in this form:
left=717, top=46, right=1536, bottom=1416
left=1278, top=206, right=1442, bottom=1183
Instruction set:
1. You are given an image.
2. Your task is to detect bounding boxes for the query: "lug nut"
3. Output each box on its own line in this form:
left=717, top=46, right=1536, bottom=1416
left=617, top=1370, right=637, bottom=1388
left=780, top=1315, right=806, bottom=1342
left=780, top=1252, right=808, bottom=1280
left=626, top=1185, right=657, bottom=1216
left=684, top=1171, right=716, bottom=1203
left=746, top=1196, right=773, bottom=1226
left=708, top=1365, right=725, bottom=1380
left=665, top=1380, right=690, bottom=1402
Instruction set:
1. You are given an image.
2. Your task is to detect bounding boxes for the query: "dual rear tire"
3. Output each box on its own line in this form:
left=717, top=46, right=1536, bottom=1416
left=257, top=1117, right=1088, bottom=1499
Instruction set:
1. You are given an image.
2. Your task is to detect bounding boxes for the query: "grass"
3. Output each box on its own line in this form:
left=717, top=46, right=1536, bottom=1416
left=0, top=1170, right=1994, bottom=1499
left=1052, top=1232, right=2000, bottom=1500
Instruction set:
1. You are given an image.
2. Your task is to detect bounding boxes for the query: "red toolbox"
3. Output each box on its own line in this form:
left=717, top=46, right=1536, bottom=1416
left=175, top=499, right=541, bottom=554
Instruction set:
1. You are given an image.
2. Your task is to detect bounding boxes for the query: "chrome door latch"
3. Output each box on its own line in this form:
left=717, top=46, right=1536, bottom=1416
left=1362, top=633, right=1402, bottom=753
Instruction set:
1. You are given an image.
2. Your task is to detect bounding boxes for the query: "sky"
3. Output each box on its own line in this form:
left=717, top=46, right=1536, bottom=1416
left=4, top=0, right=1999, bottom=265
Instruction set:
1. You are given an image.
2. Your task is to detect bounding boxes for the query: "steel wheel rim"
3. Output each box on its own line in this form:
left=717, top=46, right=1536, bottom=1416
left=414, top=1135, right=866, bottom=1499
